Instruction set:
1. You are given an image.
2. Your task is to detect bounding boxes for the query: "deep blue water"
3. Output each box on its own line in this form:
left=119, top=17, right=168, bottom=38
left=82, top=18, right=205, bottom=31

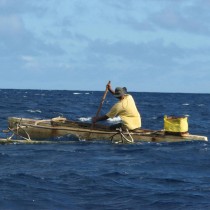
left=0, top=89, right=210, bottom=210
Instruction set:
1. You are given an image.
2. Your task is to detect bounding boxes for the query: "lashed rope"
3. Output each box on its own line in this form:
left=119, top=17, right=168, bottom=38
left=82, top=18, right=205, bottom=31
left=7, top=118, right=31, bottom=141
left=110, top=128, right=134, bottom=144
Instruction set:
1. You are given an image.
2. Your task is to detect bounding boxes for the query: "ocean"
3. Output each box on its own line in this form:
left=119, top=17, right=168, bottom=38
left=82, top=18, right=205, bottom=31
left=0, top=89, right=210, bottom=210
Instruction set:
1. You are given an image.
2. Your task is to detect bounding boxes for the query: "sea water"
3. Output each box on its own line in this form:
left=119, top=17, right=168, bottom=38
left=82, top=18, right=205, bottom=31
left=0, top=89, right=210, bottom=210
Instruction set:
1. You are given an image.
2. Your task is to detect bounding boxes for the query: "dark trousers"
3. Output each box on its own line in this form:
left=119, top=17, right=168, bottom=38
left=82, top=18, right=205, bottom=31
left=110, top=123, right=123, bottom=130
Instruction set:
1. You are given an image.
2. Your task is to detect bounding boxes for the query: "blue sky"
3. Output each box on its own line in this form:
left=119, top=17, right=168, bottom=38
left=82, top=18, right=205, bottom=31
left=0, top=0, right=210, bottom=93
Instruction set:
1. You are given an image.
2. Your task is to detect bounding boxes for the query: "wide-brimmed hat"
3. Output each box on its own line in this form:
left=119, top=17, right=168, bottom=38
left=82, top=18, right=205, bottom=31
left=114, top=87, right=126, bottom=98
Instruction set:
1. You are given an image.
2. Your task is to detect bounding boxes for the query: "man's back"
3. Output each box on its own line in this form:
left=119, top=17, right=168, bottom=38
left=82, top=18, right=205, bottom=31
left=106, top=94, right=141, bottom=130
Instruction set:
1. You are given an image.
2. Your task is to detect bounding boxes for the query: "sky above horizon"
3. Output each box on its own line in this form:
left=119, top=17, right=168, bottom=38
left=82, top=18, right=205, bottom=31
left=0, top=0, right=210, bottom=93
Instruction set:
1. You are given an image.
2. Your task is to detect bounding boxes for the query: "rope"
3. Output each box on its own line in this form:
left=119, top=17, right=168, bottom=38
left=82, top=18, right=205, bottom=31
left=7, top=118, right=31, bottom=141
left=110, top=128, right=134, bottom=144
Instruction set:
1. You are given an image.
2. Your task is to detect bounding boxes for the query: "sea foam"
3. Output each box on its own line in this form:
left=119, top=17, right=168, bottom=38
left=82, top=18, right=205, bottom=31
left=107, top=116, right=121, bottom=123
left=27, top=109, right=42, bottom=113
left=78, top=117, right=91, bottom=122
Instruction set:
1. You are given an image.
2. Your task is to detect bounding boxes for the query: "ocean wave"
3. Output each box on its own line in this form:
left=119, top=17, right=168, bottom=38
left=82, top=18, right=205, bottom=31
left=0, top=152, right=9, bottom=158
left=35, top=93, right=45, bottom=96
left=78, top=117, right=91, bottom=122
left=151, top=116, right=158, bottom=120
left=108, top=116, right=121, bottom=123
left=27, top=109, right=42, bottom=113
left=73, top=92, right=90, bottom=95
left=78, top=116, right=121, bottom=123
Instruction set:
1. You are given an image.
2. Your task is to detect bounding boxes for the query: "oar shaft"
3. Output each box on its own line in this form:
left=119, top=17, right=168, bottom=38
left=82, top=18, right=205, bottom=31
left=95, top=81, right=110, bottom=118
left=91, top=81, right=110, bottom=130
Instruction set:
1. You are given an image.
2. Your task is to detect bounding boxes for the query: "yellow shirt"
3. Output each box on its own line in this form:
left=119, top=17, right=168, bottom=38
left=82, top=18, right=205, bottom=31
left=106, top=94, right=141, bottom=130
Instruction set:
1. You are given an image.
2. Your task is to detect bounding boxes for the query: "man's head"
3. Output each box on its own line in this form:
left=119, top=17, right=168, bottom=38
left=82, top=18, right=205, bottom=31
left=114, top=87, right=127, bottom=98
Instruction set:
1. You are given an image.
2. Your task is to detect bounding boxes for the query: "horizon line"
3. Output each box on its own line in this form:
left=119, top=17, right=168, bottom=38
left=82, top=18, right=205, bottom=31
left=0, top=87, right=209, bottom=94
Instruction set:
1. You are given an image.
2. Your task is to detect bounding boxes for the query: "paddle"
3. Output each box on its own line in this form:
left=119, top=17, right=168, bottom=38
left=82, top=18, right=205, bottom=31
left=91, top=81, right=111, bottom=129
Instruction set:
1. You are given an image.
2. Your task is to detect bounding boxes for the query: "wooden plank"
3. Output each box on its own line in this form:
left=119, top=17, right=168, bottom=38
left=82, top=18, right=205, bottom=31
left=0, top=139, right=78, bottom=145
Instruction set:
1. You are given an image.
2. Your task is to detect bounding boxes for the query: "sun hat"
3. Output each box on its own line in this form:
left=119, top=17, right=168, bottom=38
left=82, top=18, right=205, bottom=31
left=114, top=87, right=126, bottom=98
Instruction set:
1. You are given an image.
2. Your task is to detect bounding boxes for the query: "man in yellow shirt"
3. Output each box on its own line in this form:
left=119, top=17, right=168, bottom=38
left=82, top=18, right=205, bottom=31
left=92, top=84, right=141, bottom=130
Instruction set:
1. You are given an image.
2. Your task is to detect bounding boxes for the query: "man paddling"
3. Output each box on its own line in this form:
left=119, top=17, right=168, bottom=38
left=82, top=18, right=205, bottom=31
left=92, top=83, right=141, bottom=130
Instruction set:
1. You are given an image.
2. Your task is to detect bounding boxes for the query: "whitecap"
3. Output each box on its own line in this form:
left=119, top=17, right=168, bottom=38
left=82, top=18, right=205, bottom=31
left=198, top=104, right=205, bottom=107
left=73, top=93, right=81, bottom=95
left=182, top=103, right=189, bottom=106
left=151, top=116, right=157, bottom=120
left=79, top=117, right=91, bottom=122
left=107, top=116, right=121, bottom=123
left=27, top=109, right=42, bottom=113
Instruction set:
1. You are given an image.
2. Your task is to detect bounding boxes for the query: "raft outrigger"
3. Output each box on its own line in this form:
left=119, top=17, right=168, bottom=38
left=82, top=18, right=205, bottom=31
left=6, top=116, right=208, bottom=143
